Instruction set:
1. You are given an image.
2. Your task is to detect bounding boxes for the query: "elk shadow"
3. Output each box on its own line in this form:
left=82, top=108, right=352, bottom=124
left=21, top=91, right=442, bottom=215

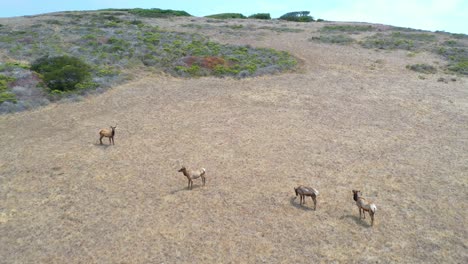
left=93, top=142, right=112, bottom=148
left=289, top=196, right=315, bottom=211
left=341, top=214, right=372, bottom=228
left=170, top=185, right=203, bottom=194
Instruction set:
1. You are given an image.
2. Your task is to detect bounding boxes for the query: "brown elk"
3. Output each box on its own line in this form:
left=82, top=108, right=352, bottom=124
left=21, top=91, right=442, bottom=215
left=178, top=166, right=206, bottom=190
left=352, top=190, right=377, bottom=226
left=294, top=185, right=319, bottom=210
left=99, top=125, right=116, bottom=145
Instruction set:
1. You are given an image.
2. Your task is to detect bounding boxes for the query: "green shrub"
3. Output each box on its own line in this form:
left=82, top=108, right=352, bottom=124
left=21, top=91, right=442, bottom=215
left=391, top=32, right=436, bottom=42
left=406, top=64, right=437, bottom=74
left=361, top=33, right=415, bottom=50
left=448, top=60, right=468, bottom=75
left=128, top=8, right=191, bottom=18
left=258, top=26, right=304, bottom=33
left=279, top=11, right=314, bottom=22
left=321, top=25, right=374, bottom=33
left=310, top=34, right=354, bottom=45
left=0, top=74, right=17, bottom=104
left=31, top=56, right=92, bottom=92
left=205, top=13, right=246, bottom=19
left=0, top=92, right=17, bottom=104
left=248, top=13, right=271, bottom=20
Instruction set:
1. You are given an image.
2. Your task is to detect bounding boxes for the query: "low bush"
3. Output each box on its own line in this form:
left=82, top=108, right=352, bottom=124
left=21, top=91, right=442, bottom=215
left=248, top=13, right=271, bottom=20
left=279, top=11, right=314, bottom=22
left=0, top=74, right=17, bottom=103
left=361, top=33, right=416, bottom=50
left=258, top=26, right=304, bottom=33
left=31, top=56, right=93, bottom=92
left=321, top=25, right=374, bottom=33
left=406, top=64, right=437, bottom=74
left=448, top=60, right=468, bottom=75
left=129, top=8, right=191, bottom=18
left=205, top=13, right=246, bottom=19
left=310, top=34, right=354, bottom=45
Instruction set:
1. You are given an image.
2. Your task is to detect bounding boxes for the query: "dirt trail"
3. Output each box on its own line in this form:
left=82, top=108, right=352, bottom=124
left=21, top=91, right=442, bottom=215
left=1, top=16, right=467, bottom=263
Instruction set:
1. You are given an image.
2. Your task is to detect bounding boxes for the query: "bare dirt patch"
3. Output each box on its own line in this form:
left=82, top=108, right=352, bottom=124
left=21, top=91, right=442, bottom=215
left=0, top=16, right=467, bottom=263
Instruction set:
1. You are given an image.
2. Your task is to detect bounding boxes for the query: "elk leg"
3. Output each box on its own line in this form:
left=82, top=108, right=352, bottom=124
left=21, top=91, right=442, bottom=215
left=359, top=208, right=362, bottom=219
left=100, top=135, right=104, bottom=144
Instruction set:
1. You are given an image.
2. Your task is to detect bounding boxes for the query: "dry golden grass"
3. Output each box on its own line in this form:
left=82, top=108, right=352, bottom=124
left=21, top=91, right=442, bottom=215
left=0, top=16, right=467, bottom=263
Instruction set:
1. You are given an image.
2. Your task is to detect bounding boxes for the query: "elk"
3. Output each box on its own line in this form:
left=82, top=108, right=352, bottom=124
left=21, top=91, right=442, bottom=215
left=352, top=190, right=377, bottom=226
left=178, top=166, right=206, bottom=190
left=99, top=125, right=116, bottom=145
left=294, top=185, right=319, bottom=210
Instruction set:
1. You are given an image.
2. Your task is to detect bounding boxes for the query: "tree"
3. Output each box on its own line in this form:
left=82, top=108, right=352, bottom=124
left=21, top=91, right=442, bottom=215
left=279, top=11, right=314, bottom=22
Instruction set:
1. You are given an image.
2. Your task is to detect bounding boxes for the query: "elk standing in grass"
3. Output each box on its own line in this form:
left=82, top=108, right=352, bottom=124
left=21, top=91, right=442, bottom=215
left=294, top=185, right=319, bottom=210
left=178, top=166, right=206, bottom=190
left=352, top=190, right=377, bottom=226
left=99, top=125, right=116, bottom=145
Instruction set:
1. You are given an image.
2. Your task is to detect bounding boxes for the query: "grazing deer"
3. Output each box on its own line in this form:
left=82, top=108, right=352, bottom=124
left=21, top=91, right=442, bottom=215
left=99, top=125, right=116, bottom=145
left=294, top=185, right=319, bottom=210
left=178, top=166, right=206, bottom=190
left=352, top=190, right=377, bottom=226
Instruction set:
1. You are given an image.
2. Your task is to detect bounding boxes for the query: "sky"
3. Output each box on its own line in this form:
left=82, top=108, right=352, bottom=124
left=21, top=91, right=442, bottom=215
left=0, top=0, right=466, bottom=34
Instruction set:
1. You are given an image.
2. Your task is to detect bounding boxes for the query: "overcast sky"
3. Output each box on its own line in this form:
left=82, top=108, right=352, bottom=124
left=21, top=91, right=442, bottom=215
left=0, top=0, right=466, bottom=34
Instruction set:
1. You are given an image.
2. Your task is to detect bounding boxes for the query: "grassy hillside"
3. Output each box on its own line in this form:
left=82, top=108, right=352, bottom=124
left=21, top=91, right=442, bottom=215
left=0, top=10, right=297, bottom=113
left=0, top=9, right=466, bottom=114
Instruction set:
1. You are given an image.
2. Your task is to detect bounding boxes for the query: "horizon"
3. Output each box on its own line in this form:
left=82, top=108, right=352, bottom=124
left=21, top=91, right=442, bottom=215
left=0, top=0, right=467, bottom=34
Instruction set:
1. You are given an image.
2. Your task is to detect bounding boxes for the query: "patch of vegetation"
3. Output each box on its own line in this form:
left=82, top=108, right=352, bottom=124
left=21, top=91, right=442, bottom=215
left=436, top=44, right=468, bottom=75
left=44, top=19, right=63, bottom=25
left=0, top=11, right=298, bottom=112
left=258, top=26, right=304, bottom=33
left=321, top=25, right=374, bottom=33
left=248, top=13, right=271, bottom=20
left=393, top=32, right=436, bottom=42
left=406, top=64, right=437, bottom=74
left=361, top=32, right=438, bottom=50
left=310, top=34, right=354, bottom=45
left=436, top=46, right=467, bottom=61
left=361, top=33, right=418, bottom=50
left=223, top=24, right=244, bottom=30
left=172, top=44, right=296, bottom=78
left=181, top=24, right=204, bottom=30
left=0, top=61, right=30, bottom=71
left=391, top=26, right=423, bottom=32
left=0, top=74, right=17, bottom=103
left=450, top=33, right=468, bottom=39
left=447, top=60, right=468, bottom=75
left=279, top=11, right=314, bottom=22
left=205, top=13, right=246, bottom=19
left=31, top=56, right=93, bottom=92
left=128, top=8, right=191, bottom=18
